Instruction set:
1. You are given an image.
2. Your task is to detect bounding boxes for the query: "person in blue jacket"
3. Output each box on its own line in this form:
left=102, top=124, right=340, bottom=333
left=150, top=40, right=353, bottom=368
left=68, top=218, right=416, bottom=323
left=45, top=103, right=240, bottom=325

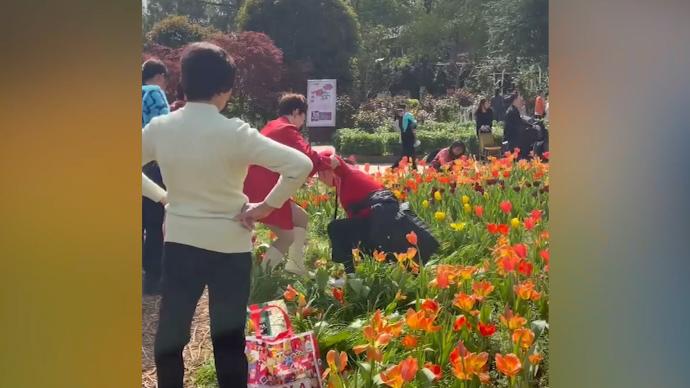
left=142, top=58, right=170, bottom=295
left=391, top=104, right=418, bottom=170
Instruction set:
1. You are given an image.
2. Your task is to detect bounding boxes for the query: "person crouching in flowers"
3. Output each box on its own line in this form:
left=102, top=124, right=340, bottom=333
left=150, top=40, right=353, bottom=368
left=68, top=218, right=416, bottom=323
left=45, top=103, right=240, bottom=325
left=428, top=140, right=466, bottom=170
left=318, top=151, right=438, bottom=272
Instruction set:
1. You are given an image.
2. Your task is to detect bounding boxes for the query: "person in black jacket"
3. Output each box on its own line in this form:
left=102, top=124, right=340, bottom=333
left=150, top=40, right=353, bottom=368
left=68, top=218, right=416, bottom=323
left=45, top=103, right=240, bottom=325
left=475, top=98, right=494, bottom=138
left=503, top=92, right=537, bottom=158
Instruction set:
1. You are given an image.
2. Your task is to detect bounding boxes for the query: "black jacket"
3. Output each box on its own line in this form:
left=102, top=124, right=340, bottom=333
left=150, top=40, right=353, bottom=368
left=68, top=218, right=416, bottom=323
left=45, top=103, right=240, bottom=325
left=503, top=105, right=529, bottom=145
left=475, top=109, right=494, bottom=131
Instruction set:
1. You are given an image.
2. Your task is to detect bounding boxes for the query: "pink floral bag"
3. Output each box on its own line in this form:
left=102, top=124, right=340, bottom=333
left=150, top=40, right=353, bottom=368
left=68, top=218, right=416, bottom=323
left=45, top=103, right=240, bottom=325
left=246, top=304, right=323, bottom=388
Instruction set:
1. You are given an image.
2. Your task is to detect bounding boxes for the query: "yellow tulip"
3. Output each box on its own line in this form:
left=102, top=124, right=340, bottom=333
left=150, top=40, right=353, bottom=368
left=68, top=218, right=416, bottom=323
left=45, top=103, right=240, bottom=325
left=483, top=192, right=489, bottom=199
left=511, top=218, right=521, bottom=228
left=393, top=190, right=402, bottom=200
left=462, top=195, right=470, bottom=204
left=450, top=222, right=466, bottom=231
left=463, top=203, right=471, bottom=214
left=434, top=211, right=446, bottom=222
left=434, top=191, right=442, bottom=201
left=422, top=199, right=430, bottom=208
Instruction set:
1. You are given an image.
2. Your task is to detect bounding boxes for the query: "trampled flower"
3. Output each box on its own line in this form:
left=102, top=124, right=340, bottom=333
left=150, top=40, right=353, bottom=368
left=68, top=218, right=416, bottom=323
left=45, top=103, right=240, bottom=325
left=495, top=353, right=522, bottom=377
left=332, top=287, right=344, bottom=304
left=283, top=285, right=298, bottom=302
left=512, top=327, right=536, bottom=349
left=500, top=200, right=513, bottom=214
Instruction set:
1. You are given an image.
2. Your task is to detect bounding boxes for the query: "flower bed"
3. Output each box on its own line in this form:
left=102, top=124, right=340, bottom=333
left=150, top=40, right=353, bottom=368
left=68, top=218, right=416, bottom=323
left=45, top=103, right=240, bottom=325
left=196, top=152, right=549, bottom=388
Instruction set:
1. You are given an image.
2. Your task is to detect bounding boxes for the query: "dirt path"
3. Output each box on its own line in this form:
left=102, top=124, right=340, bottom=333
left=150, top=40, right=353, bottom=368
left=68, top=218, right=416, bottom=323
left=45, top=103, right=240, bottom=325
left=142, top=290, right=213, bottom=388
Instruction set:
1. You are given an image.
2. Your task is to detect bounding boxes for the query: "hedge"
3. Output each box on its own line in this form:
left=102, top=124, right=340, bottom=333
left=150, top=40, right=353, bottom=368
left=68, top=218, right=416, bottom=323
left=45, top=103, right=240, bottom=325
left=334, top=128, right=503, bottom=157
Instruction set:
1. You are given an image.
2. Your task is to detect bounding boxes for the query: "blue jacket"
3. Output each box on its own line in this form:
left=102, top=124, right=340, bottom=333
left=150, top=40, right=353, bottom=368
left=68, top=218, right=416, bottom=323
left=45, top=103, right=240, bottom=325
left=142, top=85, right=170, bottom=127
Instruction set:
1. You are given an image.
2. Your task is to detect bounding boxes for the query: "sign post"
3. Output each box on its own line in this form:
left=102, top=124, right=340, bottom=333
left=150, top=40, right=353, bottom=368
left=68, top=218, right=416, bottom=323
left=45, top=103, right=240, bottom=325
left=306, top=79, right=337, bottom=143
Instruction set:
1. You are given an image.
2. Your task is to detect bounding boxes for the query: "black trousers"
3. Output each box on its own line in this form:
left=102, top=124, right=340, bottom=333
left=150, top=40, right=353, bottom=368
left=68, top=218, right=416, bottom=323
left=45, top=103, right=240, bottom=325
left=143, top=162, right=165, bottom=284
left=327, top=217, right=374, bottom=273
left=154, top=243, right=252, bottom=388
left=392, top=131, right=416, bottom=169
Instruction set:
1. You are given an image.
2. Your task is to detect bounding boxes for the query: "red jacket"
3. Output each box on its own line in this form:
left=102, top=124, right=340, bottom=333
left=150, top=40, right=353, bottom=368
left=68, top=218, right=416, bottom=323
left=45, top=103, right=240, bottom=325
left=243, top=117, right=331, bottom=228
left=333, top=160, right=384, bottom=218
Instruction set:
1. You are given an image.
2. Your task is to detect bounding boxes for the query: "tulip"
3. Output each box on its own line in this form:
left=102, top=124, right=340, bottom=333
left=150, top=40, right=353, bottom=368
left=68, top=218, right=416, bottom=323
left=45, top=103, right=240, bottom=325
left=518, top=260, right=533, bottom=276
left=283, top=285, right=298, bottom=302
left=495, top=353, right=522, bottom=377
left=500, top=200, right=513, bottom=214
left=332, top=287, right=344, bottom=304
left=513, top=243, right=527, bottom=258
left=512, top=327, right=536, bottom=349
left=406, top=231, right=418, bottom=245
left=421, top=199, right=429, bottom=208
left=434, top=211, right=446, bottom=221
left=474, top=205, right=484, bottom=217
left=472, top=280, right=495, bottom=300
left=529, top=353, right=544, bottom=365
left=524, top=216, right=536, bottom=231
left=453, top=292, right=476, bottom=312
left=478, top=322, right=496, bottom=337
left=434, top=191, right=442, bottom=201
left=462, top=194, right=470, bottom=204
left=453, top=315, right=468, bottom=331
left=450, top=222, right=466, bottom=231
left=424, top=362, right=442, bottom=380
left=373, top=250, right=387, bottom=263
left=511, top=217, right=521, bottom=228
left=402, top=334, right=418, bottom=349
left=464, top=203, right=472, bottom=214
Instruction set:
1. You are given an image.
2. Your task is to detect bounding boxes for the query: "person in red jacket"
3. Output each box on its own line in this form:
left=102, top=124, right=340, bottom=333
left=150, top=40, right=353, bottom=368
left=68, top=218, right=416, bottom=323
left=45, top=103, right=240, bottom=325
left=243, top=94, right=332, bottom=275
left=316, top=151, right=385, bottom=273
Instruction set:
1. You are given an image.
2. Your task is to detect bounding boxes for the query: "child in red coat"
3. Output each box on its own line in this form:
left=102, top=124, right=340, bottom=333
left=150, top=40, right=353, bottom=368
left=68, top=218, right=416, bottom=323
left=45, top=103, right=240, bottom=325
left=243, top=94, right=333, bottom=274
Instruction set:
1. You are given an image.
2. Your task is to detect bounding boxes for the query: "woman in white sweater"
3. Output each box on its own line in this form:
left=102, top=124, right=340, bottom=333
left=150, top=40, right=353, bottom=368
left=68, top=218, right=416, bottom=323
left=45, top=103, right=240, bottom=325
left=142, top=42, right=312, bottom=388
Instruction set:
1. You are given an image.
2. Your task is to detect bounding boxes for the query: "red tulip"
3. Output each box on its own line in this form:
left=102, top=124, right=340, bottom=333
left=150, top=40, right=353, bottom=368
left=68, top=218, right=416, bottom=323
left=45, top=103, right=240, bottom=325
left=540, top=249, right=550, bottom=264
left=524, top=216, right=536, bottom=231
left=513, top=243, right=527, bottom=259
left=478, top=322, right=496, bottom=337
left=406, top=231, right=418, bottom=245
left=453, top=315, right=468, bottom=332
left=500, top=200, right=512, bottom=214
left=474, top=205, right=484, bottom=217
left=518, top=260, right=533, bottom=276
left=332, top=287, right=345, bottom=304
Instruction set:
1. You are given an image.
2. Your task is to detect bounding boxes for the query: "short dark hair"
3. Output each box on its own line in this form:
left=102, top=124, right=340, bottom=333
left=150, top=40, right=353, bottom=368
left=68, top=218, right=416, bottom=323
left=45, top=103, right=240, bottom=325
left=181, top=42, right=236, bottom=101
left=278, top=93, right=308, bottom=116
left=142, top=59, right=167, bottom=83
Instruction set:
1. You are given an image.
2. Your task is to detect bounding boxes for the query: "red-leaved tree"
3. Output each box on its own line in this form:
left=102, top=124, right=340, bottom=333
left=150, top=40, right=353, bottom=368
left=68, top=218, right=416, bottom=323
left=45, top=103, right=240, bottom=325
left=143, top=31, right=284, bottom=122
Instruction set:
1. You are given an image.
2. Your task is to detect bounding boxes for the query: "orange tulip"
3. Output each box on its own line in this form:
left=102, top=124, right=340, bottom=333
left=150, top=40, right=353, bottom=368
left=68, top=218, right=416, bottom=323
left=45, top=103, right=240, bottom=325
left=400, top=357, right=419, bottom=381
left=453, top=315, right=468, bottom=332
left=420, top=299, right=440, bottom=315
left=406, top=231, right=418, bottom=245
left=405, top=308, right=441, bottom=333
left=500, top=309, right=527, bottom=330
left=514, top=280, right=541, bottom=301
left=529, top=353, right=544, bottom=365
left=406, top=247, right=418, bottom=259
left=402, top=335, right=418, bottom=349
left=457, top=265, right=476, bottom=281
left=474, top=205, right=484, bottom=217
left=453, top=292, right=476, bottom=312
left=449, top=343, right=489, bottom=381
left=283, top=285, right=298, bottom=302
left=512, top=327, right=536, bottom=349
left=432, top=264, right=456, bottom=289
left=373, top=250, right=387, bottom=263
left=495, top=353, right=522, bottom=377
left=472, top=280, right=495, bottom=301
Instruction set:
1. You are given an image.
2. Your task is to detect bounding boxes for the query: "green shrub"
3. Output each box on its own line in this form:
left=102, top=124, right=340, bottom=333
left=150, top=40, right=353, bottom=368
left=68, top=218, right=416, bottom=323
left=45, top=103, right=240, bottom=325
left=334, top=128, right=503, bottom=157
left=147, top=16, right=213, bottom=49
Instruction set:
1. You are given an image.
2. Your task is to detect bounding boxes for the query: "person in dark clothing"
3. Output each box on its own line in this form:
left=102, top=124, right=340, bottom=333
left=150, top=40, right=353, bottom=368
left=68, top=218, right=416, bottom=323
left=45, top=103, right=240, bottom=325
left=318, top=152, right=385, bottom=273
left=490, top=89, right=505, bottom=122
left=475, top=98, right=494, bottom=138
left=391, top=105, right=417, bottom=170
left=142, top=58, right=170, bottom=295
left=503, top=92, right=539, bottom=159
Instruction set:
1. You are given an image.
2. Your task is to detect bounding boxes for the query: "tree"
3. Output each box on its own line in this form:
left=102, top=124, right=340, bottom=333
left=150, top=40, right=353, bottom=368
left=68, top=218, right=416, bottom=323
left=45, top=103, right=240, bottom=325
left=238, top=0, right=360, bottom=93
left=348, top=0, right=415, bottom=28
left=484, top=0, right=548, bottom=67
left=208, top=31, right=284, bottom=121
left=146, top=15, right=214, bottom=48
left=144, top=0, right=246, bottom=33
